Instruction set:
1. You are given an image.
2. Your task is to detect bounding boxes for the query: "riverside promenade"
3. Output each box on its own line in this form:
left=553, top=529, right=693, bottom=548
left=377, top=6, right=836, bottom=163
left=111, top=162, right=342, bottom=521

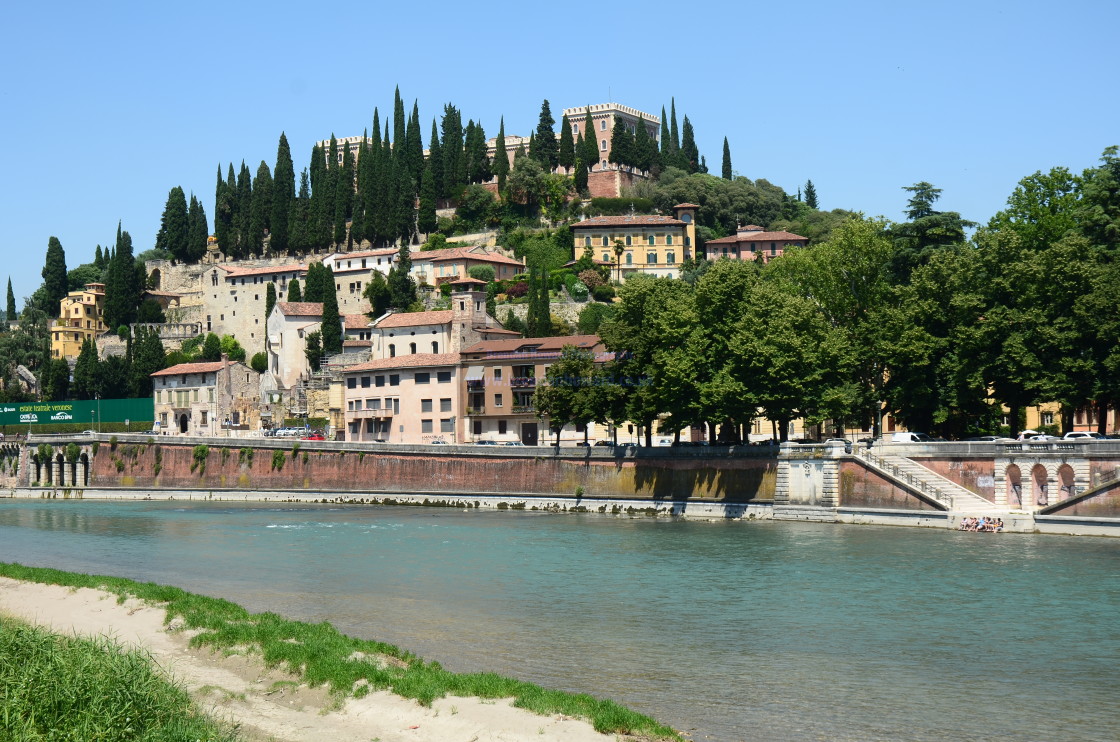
left=6, top=434, right=1120, bottom=536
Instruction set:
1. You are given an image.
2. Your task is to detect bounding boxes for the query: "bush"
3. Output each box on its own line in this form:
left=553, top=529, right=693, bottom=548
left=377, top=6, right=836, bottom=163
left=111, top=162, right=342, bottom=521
left=468, top=265, right=495, bottom=282
left=578, top=269, right=605, bottom=290
left=568, top=281, right=589, bottom=301
left=588, top=197, right=654, bottom=215
left=592, top=284, right=616, bottom=302
left=578, top=302, right=616, bottom=334
left=506, top=281, right=530, bottom=299
left=250, top=352, right=267, bottom=374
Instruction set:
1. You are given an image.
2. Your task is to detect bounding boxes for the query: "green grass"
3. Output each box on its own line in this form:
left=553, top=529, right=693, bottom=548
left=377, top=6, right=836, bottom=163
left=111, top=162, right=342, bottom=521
left=0, top=563, right=680, bottom=740
left=0, top=615, right=236, bottom=741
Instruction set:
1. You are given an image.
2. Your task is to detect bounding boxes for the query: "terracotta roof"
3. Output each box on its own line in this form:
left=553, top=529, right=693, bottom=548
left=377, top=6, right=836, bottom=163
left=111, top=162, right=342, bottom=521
left=343, top=313, right=369, bottom=330
left=151, top=360, right=238, bottom=377
left=706, top=230, right=807, bottom=245
left=562, top=259, right=613, bottom=268
left=420, top=247, right=523, bottom=267
left=462, top=334, right=603, bottom=355
left=328, top=248, right=399, bottom=260
left=477, top=327, right=522, bottom=335
left=374, top=310, right=454, bottom=329
left=448, top=277, right=488, bottom=285
left=143, top=290, right=181, bottom=297
left=674, top=203, right=701, bottom=209
left=344, top=352, right=461, bottom=373
left=343, top=339, right=373, bottom=347
left=218, top=263, right=307, bottom=278
left=571, top=215, right=686, bottom=228
left=741, top=225, right=764, bottom=231
left=277, top=302, right=323, bottom=317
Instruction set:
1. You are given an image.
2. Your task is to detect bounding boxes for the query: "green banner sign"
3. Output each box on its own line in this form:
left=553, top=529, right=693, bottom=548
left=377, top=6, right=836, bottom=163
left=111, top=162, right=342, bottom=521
left=0, top=398, right=153, bottom=427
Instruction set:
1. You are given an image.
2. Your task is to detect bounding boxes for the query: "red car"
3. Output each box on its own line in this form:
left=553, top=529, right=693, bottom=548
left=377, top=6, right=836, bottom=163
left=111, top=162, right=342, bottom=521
left=301, top=433, right=326, bottom=441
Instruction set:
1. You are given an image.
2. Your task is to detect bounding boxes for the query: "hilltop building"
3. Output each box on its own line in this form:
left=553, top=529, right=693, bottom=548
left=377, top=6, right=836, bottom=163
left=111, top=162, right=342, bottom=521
left=705, top=226, right=808, bottom=263
left=50, top=283, right=108, bottom=360
left=570, top=204, right=698, bottom=281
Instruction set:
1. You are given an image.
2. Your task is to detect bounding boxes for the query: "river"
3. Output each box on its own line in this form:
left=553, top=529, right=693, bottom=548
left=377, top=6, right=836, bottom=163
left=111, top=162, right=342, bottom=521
left=1, top=499, right=1117, bottom=741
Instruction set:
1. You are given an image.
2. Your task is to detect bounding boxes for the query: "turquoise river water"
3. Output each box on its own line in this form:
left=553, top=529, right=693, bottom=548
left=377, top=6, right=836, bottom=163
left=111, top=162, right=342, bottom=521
left=0, top=499, right=1117, bottom=741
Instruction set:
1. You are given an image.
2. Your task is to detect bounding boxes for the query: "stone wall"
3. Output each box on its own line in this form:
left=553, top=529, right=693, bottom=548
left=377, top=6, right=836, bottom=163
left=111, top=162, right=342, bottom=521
left=839, top=461, right=940, bottom=511
left=83, top=439, right=777, bottom=501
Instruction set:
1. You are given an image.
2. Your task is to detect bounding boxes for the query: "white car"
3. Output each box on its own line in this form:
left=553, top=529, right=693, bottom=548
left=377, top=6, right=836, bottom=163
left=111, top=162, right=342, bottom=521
left=1063, top=431, right=1105, bottom=441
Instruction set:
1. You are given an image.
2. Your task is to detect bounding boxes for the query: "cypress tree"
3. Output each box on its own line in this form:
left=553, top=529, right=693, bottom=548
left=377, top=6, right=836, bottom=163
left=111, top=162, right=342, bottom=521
left=441, top=104, right=464, bottom=198
left=104, top=223, right=137, bottom=331
left=94, top=245, right=105, bottom=269
left=355, top=132, right=374, bottom=245
left=265, top=282, right=277, bottom=322
left=558, top=115, right=575, bottom=170
left=574, top=147, right=588, bottom=194
left=405, top=101, right=424, bottom=186
left=428, top=119, right=444, bottom=203
left=670, top=98, right=681, bottom=156
left=804, top=180, right=819, bottom=209
left=319, top=265, right=342, bottom=355
left=393, top=156, right=415, bottom=245
left=42, top=236, right=68, bottom=315
left=373, top=124, right=393, bottom=245
left=324, top=136, right=340, bottom=245
left=722, top=137, right=732, bottom=180
left=534, top=100, right=558, bottom=170
left=527, top=132, right=537, bottom=164
left=467, top=120, right=491, bottom=184
left=155, top=186, right=189, bottom=262
left=236, top=162, right=253, bottom=259
left=309, top=144, right=330, bottom=249
left=392, top=87, right=407, bottom=158
left=72, top=338, right=99, bottom=400
left=609, top=115, right=632, bottom=169
left=272, top=132, right=295, bottom=254
left=214, top=165, right=233, bottom=254
left=418, top=158, right=438, bottom=235
left=334, top=142, right=354, bottom=246
left=680, top=115, right=699, bottom=173
left=202, top=332, right=222, bottom=361
left=633, top=116, right=654, bottom=172
left=581, top=110, right=598, bottom=171
left=492, top=117, right=509, bottom=194
left=303, top=263, right=325, bottom=303
left=287, top=279, right=303, bottom=302
left=290, top=168, right=311, bottom=251
left=660, top=106, right=672, bottom=162
left=7, top=277, right=16, bottom=321
left=187, top=194, right=208, bottom=262
left=128, top=326, right=165, bottom=398
left=250, top=161, right=273, bottom=254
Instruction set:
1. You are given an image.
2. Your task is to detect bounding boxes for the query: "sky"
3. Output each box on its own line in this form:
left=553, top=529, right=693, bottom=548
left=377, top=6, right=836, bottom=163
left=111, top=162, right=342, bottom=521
left=2, top=0, right=1116, bottom=304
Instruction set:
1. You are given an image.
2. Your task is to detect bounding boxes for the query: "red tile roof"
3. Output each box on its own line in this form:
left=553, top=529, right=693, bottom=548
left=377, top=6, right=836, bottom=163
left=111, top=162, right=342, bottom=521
left=462, top=335, right=603, bottom=355
left=218, top=263, right=307, bottom=278
left=374, top=310, right=453, bottom=328
left=706, top=230, right=807, bottom=245
left=674, top=203, right=701, bottom=209
left=343, top=313, right=369, bottom=330
left=572, top=215, right=686, bottom=228
left=419, top=247, right=524, bottom=267
left=277, top=302, right=323, bottom=317
left=343, top=339, right=372, bottom=348
left=344, top=352, right=461, bottom=373
left=329, top=248, right=399, bottom=260
left=151, top=360, right=238, bottom=377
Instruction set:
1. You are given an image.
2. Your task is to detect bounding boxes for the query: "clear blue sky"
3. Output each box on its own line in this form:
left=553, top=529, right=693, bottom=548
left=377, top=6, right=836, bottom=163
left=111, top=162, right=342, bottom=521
left=2, top=0, right=1116, bottom=304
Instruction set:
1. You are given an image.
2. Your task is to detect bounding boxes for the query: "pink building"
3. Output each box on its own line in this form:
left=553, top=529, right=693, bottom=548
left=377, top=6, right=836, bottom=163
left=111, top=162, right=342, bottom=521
left=341, top=353, right=461, bottom=443
left=704, top=225, right=808, bottom=263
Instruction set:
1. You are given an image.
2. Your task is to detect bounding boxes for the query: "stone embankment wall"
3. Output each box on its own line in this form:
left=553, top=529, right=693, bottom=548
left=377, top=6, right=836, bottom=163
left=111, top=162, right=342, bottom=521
left=83, top=438, right=777, bottom=502
left=838, top=462, right=939, bottom=511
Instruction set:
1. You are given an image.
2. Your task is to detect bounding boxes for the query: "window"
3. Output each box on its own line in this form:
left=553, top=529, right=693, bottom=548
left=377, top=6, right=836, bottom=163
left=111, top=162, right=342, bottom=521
left=625, top=253, right=632, bottom=265
left=647, top=252, right=657, bottom=264
left=389, top=374, right=400, bottom=386
left=493, top=368, right=502, bottom=380
left=437, top=370, right=452, bottom=383
left=495, top=393, right=503, bottom=407
left=1042, top=412, right=1054, bottom=426
left=389, top=344, right=395, bottom=357
left=368, top=398, right=380, bottom=409
left=648, top=235, right=655, bottom=245
left=421, top=419, right=433, bottom=433
left=602, top=253, right=610, bottom=262
left=498, top=420, right=508, bottom=435
left=584, top=236, right=591, bottom=247
left=600, top=139, right=607, bottom=151
left=421, top=399, right=433, bottom=413
left=601, top=236, right=608, bottom=247
left=681, top=213, right=692, bottom=223
left=431, top=341, right=438, bottom=353
left=666, top=235, right=673, bottom=245
left=361, top=376, right=371, bottom=388
left=473, top=420, right=482, bottom=435
left=771, top=242, right=777, bottom=255
left=440, top=418, right=454, bottom=433
left=440, top=398, right=452, bottom=412
left=409, top=342, right=417, bottom=354
left=600, top=120, right=606, bottom=131
left=415, top=372, right=430, bottom=384
left=201, top=411, right=208, bottom=425
left=667, top=252, right=675, bottom=264
left=684, top=236, right=691, bottom=247
left=375, top=375, right=385, bottom=387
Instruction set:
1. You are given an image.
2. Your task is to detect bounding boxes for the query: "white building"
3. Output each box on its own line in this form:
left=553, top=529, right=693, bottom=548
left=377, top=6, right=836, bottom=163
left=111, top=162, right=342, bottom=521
left=151, top=357, right=260, bottom=436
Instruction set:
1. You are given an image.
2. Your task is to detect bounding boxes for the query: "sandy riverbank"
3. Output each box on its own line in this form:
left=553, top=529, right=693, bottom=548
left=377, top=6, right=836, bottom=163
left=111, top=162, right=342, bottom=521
left=0, top=576, right=630, bottom=742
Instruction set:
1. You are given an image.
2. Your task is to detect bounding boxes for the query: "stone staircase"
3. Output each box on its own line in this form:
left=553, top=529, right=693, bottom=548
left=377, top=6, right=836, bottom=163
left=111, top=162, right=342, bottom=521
left=856, top=447, right=1002, bottom=513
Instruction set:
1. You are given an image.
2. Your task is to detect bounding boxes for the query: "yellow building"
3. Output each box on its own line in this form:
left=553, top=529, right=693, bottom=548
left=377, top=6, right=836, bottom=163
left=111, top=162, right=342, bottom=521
left=571, top=204, right=698, bottom=281
left=51, top=283, right=108, bottom=360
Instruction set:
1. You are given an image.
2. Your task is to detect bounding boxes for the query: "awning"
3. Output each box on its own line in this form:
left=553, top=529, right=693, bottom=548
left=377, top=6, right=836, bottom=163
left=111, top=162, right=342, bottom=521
left=466, top=365, right=485, bottom=380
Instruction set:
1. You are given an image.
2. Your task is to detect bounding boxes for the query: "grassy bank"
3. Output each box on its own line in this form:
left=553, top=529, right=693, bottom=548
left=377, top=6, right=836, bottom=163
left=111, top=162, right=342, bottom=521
left=0, top=562, right=680, bottom=740
left=0, top=615, right=235, bottom=741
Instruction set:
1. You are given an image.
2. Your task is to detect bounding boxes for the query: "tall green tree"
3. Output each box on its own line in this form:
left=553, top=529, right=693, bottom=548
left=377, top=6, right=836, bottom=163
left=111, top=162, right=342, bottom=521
left=287, top=279, right=303, bottom=302
left=155, top=187, right=190, bottom=261
left=669, top=98, right=681, bottom=160
left=42, top=236, right=68, bottom=315
left=558, top=115, right=575, bottom=170
left=680, top=115, right=699, bottom=173
left=235, top=161, right=253, bottom=259
left=387, top=244, right=417, bottom=309
left=201, top=332, right=222, bottom=361
left=129, top=325, right=165, bottom=398
left=272, top=132, right=295, bottom=254
left=581, top=109, right=598, bottom=171
left=103, top=223, right=138, bottom=331
left=334, top=141, right=354, bottom=245
left=6, top=277, right=15, bottom=320
left=417, top=157, right=438, bottom=235
left=249, top=161, right=273, bottom=254
left=363, top=271, right=392, bottom=317
left=608, top=115, right=632, bottom=169
left=214, top=165, right=235, bottom=255
left=441, top=104, right=464, bottom=199
left=721, top=138, right=732, bottom=180
left=493, top=117, right=509, bottom=194
left=804, top=180, right=819, bottom=209
left=41, top=356, right=71, bottom=401
left=265, top=282, right=277, bottom=322
left=319, top=265, right=342, bottom=356
left=71, top=338, right=99, bottom=400
left=305, top=330, right=324, bottom=372
left=1078, top=146, right=1120, bottom=256
left=534, top=346, right=596, bottom=445
left=187, top=194, right=208, bottom=262
left=889, top=182, right=975, bottom=283
left=534, top=100, right=558, bottom=170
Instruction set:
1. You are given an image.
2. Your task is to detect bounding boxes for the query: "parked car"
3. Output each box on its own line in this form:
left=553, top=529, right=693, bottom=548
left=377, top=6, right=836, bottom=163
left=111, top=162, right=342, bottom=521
left=301, top=432, right=325, bottom=441
left=967, top=435, right=1015, bottom=442
left=474, top=440, right=498, bottom=445
left=823, top=437, right=853, bottom=453
left=1063, top=431, right=1105, bottom=441
left=1027, top=434, right=1059, bottom=441
left=1015, top=430, right=1041, bottom=441
left=593, top=440, right=614, bottom=447
left=890, top=432, right=933, bottom=443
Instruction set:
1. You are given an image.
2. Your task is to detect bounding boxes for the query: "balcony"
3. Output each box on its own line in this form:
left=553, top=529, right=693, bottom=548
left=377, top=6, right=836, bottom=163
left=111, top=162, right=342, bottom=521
left=510, top=377, right=536, bottom=388
left=512, top=405, right=535, bottom=415
left=466, top=406, right=486, bottom=416
left=349, top=407, right=393, bottom=419
left=466, top=379, right=485, bottom=390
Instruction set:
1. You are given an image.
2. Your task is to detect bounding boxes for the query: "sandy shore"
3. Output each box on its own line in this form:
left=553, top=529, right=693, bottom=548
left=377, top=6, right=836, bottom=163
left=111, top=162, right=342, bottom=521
left=0, top=576, right=624, bottom=742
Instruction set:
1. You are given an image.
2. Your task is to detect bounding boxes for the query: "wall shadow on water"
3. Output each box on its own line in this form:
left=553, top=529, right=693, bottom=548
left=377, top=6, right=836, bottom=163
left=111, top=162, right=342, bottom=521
left=628, top=451, right=777, bottom=502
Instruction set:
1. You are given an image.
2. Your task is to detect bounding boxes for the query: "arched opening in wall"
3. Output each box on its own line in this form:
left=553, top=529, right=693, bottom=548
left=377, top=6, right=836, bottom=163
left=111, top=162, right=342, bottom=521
left=31, top=454, right=41, bottom=484
left=80, top=453, right=90, bottom=486
left=179, top=413, right=189, bottom=434
left=55, top=453, right=66, bottom=486
left=1031, top=463, right=1049, bottom=507
left=149, top=268, right=162, bottom=290
left=1057, top=464, right=1076, bottom=501
left=1006, top=464, right=1023, bottom=508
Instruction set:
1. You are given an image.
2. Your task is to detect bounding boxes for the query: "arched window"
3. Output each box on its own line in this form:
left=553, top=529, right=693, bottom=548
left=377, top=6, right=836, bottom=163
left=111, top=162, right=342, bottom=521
left=584, top=236, right=591, bottom=247
left=666, top=235, right=673, bottom=245
left=684, top=236, right=691, bottom=247
left=647, top=252, right=658, bottom=264
left=625, top=235, right=632, bottom=246
left=648, top=235, right=655, bottom=246
left=625, top=253, right=632, bottom=265
left=666, top=252, right=676, bottom=264
left=600, top=139, right=607, bottom=151
left=601, top=236, right=608, bottom=247
left=602, top=253, right=610, bottom=262
left=409, top=342, right=417, bottom=354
